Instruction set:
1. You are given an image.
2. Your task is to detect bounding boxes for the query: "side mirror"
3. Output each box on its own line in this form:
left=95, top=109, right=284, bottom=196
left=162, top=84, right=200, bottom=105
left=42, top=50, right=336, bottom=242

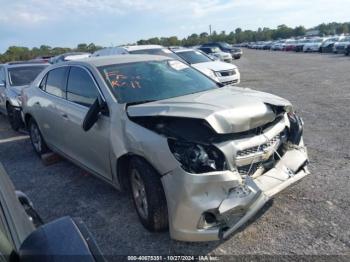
left=82, top=98, right=108, bottom=131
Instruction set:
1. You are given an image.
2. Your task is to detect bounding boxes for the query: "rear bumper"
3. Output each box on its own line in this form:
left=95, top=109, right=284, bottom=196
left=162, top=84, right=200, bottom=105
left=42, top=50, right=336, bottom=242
left=162, top=143, right=309, bottom=242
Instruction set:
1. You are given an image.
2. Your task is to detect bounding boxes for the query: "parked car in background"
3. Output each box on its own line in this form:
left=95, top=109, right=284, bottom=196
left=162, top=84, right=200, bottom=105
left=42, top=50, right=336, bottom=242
left=198, top=46, right=233, bottom=63
left=262, top=41, right=273, bottom=50
left=0, top=61, right=48, bottom=130
left=29, top=55, right=54, bottom=63
left=123, top=45, right=180, bottom=59
left=201, top=42, right=242, bottom=59
left=0, top=163, right=104, bottom=261
left=294, top=39, right=311, bottom=52
left=173, top=48, right=240, bottom=85
left=22, top=55, right=309, bottom=242
left=92, top=47, right=128, bottom=57
left=303, top=38, right=325, bottom=52
left=270, top=40, right=285, bottom=51
left=333, top=36, right=350, bottom=54
left=284, top=40, right=298, bottom=51
left=320, top=36, right=343, bottom=53
left=49, top=52, right=91, bottom=64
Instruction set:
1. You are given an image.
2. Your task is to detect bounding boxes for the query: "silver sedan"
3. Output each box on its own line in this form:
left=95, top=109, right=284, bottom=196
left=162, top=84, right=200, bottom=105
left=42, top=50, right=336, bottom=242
left=22, top=55, right=309, bottom=241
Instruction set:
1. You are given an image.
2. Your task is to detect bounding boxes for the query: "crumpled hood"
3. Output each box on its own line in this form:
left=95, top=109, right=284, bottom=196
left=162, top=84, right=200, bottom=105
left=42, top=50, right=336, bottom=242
left=127, top=86, right=292, bottom=134
left=192, top=61, right=236, bottom=72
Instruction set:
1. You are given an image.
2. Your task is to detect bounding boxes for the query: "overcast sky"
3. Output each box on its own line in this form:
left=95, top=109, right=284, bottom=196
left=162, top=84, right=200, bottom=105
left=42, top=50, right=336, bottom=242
left=0, top=0, right=349, bottom=53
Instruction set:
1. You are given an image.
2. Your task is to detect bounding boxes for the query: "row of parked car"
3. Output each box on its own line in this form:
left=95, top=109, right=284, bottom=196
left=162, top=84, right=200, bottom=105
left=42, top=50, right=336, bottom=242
left=241, top=35, right=350, bottom=54
left=0, top=43, right=309, bottom=246
left=1, top=43, right=243, bottom=132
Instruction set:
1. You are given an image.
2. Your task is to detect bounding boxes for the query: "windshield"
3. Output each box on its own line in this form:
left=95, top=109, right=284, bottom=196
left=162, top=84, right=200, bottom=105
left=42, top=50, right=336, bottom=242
left=8, top=66, right=47, bottom=86
left=211, top=47, right=221, bottom=52
left=220, top=42, right=232, bottom=48
left=128, top=48, right=179, bottom=60
left=175, top=50, right=212, bottom=64
left=98, top=60, right=217, bottom=104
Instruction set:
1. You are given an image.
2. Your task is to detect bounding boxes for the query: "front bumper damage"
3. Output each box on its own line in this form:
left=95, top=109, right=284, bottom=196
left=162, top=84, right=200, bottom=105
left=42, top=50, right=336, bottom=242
left=161, top=141, right=309, bottom=242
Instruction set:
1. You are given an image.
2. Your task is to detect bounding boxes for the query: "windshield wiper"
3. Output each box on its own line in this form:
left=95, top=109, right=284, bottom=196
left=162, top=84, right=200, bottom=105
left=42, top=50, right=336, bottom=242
left=126, top=100, right=157, bottom=106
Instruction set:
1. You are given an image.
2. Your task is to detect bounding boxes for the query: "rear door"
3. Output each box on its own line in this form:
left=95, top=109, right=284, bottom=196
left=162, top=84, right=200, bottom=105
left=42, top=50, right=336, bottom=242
left=60, top=66, right=111, bottom=180
left=36, top=67, right=69, bottom=150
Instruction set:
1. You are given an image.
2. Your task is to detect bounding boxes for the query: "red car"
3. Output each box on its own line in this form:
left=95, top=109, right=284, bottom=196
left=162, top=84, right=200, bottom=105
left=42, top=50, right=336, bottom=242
left=284, top=40, right=298, bottom=51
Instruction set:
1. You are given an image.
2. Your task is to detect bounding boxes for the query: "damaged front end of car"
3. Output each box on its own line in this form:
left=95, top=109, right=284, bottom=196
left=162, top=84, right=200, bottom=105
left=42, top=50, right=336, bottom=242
left=127, top=87, right=309, bottom=241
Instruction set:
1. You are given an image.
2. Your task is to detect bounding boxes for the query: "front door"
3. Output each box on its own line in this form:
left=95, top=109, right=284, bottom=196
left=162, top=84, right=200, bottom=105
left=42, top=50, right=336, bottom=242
left=59, top=66, right=111, bottom=180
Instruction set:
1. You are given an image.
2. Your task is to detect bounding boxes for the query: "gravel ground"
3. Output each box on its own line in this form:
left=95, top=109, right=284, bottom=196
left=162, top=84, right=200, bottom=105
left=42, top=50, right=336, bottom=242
left=0, top=49, right=349, bottom=258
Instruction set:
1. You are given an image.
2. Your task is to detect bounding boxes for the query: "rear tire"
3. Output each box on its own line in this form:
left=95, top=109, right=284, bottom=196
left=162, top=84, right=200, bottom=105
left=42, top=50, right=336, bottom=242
left=7, top=104, right=22, bottom=131
left=129, top=157, right=168, bottom=232
left=29, top=119, right=49, bottom=156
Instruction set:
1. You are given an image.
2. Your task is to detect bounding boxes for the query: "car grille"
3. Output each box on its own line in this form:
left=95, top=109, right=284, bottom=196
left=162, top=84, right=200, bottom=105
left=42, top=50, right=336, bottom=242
left=237, top=134, right=281, bottom=158
left=222, top=79, right=238, bottom=85
left=218, top=70, right=235, bottom=77
left=236, top=134, right=281, bottom=158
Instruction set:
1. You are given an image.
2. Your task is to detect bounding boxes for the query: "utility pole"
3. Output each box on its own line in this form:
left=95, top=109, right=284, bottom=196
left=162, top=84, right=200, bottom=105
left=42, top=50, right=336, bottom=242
left=209, top=25, right=212, bottom=36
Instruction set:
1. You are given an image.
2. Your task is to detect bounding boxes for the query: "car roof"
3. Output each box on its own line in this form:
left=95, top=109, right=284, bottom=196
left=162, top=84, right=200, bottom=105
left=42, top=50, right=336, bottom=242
left=66, top=54, right=171, bottom=67
left=123, top=45, right=164, bottom=51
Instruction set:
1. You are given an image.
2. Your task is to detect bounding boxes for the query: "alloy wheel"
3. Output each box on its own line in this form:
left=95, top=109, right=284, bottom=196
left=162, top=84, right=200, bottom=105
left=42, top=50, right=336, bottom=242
left=131, top=169, right=148, bottom=220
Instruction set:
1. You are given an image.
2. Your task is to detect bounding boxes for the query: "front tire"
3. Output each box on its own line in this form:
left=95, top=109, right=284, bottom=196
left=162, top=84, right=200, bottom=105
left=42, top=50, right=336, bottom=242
left=129, top=157, right=168, bottom=232
left=7, top=104, right=22, bottom=131
left=29, top=119, right=49, bottom=156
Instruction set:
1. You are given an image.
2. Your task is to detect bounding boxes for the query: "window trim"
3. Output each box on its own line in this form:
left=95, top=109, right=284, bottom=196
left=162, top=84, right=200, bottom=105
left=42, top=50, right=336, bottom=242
left=42, top=66, right=69, bottom=99
left=37, top=64, right=107, bottom=109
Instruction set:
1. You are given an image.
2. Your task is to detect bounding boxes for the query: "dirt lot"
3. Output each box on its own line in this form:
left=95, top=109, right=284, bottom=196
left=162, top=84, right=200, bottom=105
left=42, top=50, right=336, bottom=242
left=0, top=49, right=349, bottom=257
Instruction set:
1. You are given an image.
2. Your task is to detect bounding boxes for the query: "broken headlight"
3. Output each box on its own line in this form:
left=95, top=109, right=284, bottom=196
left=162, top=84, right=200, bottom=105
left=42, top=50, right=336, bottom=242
left=168, top=139, right=227, bottom=173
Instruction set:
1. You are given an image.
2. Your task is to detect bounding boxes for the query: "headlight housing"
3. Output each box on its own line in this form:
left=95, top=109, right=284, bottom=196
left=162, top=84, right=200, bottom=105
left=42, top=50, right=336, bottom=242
left=200, top=68, right=219, bottom=81
left=168, top=139, right=227, bottom=173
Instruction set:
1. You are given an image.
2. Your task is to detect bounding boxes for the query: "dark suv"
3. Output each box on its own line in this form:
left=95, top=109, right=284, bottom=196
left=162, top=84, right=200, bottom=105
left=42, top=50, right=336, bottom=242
left=201, top=42, right=242, bottom=59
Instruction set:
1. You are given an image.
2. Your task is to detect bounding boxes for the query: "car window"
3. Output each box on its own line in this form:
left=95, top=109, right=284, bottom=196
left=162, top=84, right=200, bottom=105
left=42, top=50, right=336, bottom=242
left=45, top=67, right=68, bottom=98
left=175, top=50, right=212, bottom=64
left=99, top=59, right=217, bottom=104
left=7, top=66, right=47, bottom=86
left=67, top=67, right=99, bottom=107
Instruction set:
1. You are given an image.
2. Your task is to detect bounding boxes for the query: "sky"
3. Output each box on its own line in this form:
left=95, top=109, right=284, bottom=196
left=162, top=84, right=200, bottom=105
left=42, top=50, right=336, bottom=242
left=0, top=0, right=349, bottom=53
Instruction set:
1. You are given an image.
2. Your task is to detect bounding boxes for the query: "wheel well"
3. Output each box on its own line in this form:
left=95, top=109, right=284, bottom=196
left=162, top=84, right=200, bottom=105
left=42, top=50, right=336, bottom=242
left=116, top=153, right=161, bottom=191
left=24, top=114, right=33, bottom=128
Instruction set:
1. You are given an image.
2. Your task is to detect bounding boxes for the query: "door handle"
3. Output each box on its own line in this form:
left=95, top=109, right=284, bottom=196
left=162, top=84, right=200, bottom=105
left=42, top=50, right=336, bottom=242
left=61, top=113, right=68, bottom=119
left=34, top=101, right=41, bottom=107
